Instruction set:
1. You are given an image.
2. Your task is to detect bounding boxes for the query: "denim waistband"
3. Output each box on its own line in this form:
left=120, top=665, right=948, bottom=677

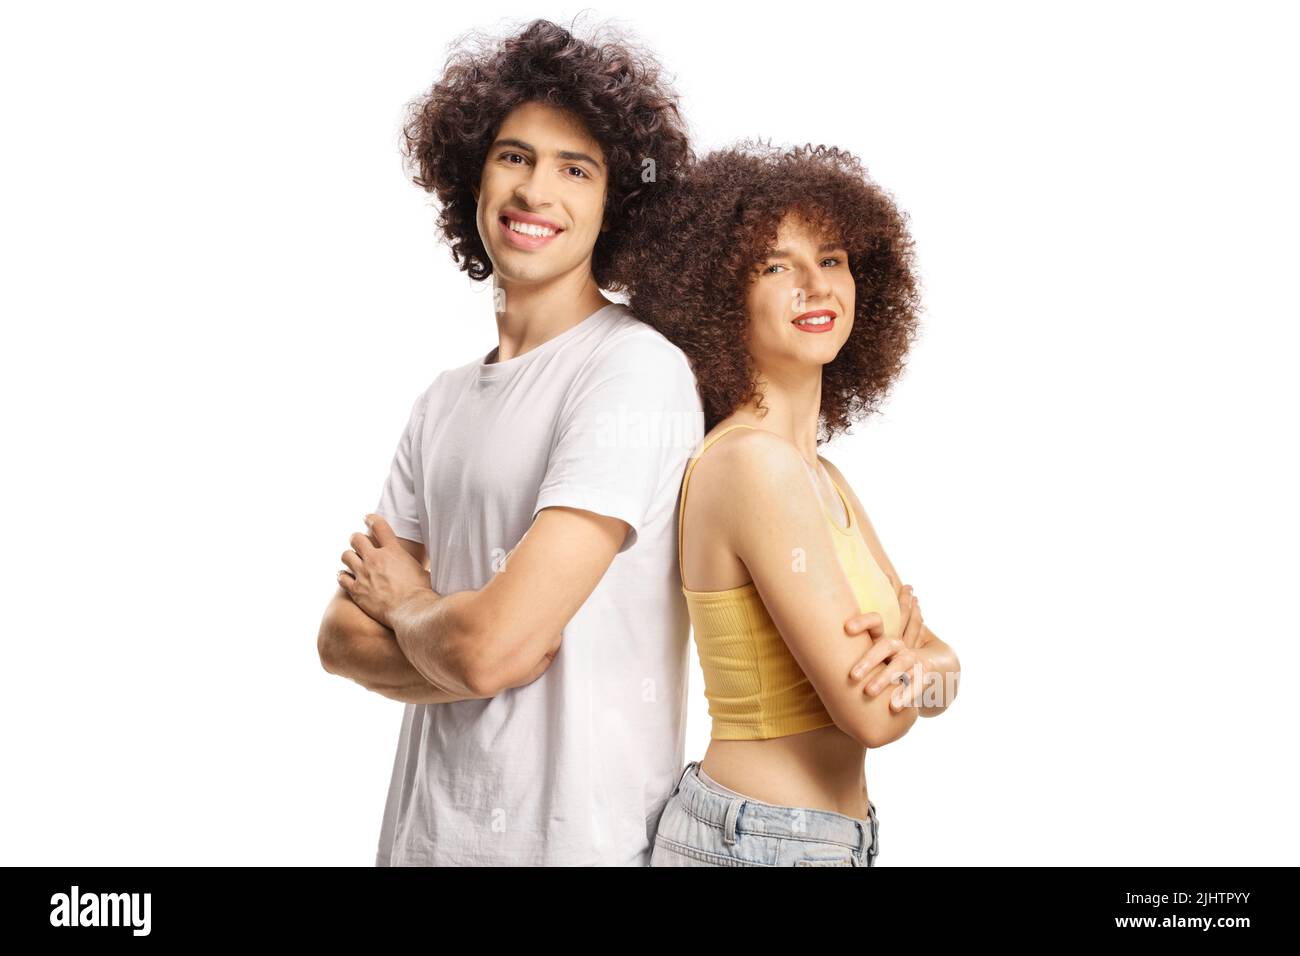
left=671, top=760, right=878, bottom=860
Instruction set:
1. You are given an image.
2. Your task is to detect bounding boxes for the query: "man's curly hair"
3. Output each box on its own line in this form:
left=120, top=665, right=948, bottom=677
left=609, top=141, right=923, bottom=442
left=400, top=17, right=692, bottom=289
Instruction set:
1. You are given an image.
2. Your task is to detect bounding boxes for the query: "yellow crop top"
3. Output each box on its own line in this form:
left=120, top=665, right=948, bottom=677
left=678, top=424, right=903, bottom=740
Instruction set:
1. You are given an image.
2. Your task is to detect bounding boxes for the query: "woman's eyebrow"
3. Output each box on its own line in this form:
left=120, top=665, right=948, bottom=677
left=766, top=241, right=847, bottom=257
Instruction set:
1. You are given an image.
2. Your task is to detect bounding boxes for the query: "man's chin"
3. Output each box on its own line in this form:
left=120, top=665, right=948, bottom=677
left=490, top=255, right=575, bottom=287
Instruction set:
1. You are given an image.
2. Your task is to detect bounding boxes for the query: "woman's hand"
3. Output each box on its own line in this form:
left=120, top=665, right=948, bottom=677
left=337, top=514, right=435, bottom=630
left=895, top=584, right=923, bottom=648
left=845, top=583, right=930, bottom=712
left=842, top=582, right=922, bottom=648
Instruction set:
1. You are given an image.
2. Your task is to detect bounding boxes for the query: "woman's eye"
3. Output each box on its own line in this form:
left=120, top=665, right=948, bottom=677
left=762, top=263, right=785, bottom=275
left=822, top=257, right=842, bottom=267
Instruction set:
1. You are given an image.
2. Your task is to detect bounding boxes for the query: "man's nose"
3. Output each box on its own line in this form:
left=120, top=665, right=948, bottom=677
left=513, top=163, right=554, bottom=210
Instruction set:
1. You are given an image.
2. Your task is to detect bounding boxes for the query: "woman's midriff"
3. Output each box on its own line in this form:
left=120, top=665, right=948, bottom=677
left=698, top=724, right=870, bottom=819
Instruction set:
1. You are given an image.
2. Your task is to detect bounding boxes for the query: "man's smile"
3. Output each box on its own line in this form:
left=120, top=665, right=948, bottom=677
left=498, top=209, right=564, bottom=250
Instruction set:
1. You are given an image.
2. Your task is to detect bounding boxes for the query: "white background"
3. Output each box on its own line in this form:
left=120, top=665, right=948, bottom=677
left=2, top=0, right=1296, bottom=865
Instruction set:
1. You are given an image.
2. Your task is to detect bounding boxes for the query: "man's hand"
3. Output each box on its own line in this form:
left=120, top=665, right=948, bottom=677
left=337, top=514, right=435, bottom=629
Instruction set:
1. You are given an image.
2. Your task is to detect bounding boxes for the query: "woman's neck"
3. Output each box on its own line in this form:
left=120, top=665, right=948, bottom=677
left=726, top=365, right=824, bottom=465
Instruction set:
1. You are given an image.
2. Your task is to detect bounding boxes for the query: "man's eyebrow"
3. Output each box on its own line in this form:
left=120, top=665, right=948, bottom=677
left=491, top=138, right=604, bottom=169
left=765, top=242, right=847, bottom=258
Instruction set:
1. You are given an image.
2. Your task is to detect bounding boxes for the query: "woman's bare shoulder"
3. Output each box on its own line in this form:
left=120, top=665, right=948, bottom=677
left=694, top=423, right=801, bottom=486
left=680, top=425, right=807, bottom=588
left=687, top=425, right=808, bottom=520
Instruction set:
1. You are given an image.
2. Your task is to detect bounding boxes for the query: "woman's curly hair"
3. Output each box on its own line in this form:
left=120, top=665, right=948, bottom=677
left=400, top=17, right=692, bottom=289
left=610, top=141, right=923, bottom=442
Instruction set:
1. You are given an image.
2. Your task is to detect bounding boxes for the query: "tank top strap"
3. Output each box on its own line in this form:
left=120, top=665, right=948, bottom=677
left=677, top=424, right=760, bottom=577
left=827, top=474, right=853, bottom=531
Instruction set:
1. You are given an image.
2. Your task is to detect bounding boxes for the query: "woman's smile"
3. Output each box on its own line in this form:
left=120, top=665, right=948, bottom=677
left=792, top=309, right=837, bottom=333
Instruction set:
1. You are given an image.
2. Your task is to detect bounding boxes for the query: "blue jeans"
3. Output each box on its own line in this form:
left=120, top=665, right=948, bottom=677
left=650, top=760, right=879, bottom=867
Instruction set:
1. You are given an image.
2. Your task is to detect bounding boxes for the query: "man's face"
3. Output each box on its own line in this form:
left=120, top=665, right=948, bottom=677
left=474, top=101, right=608, bottom=288
left=743, top=212, right=855, bottom=372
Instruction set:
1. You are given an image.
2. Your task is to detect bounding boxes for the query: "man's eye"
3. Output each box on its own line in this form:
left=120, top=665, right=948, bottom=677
left=565, top=166, right=589, bottom=179
left=762, top=263, right=784, bottom=274
left=822, top=257, right=842, bottom=267
left=501, top=152, right=527, bottom=164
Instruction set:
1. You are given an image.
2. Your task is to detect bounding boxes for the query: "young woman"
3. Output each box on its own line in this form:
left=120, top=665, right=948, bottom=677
left=613, top=142, right=961, bottom=866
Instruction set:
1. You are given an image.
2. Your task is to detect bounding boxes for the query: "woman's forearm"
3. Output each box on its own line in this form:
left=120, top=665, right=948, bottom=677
left=915, top=638, right=960, bottom=717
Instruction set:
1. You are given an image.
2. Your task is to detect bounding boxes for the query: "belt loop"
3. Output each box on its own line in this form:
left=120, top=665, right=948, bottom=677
left=672, top=760, right=695, bottom=797
left=868, top=800, right=879, bottom=863
left=722, top=796, right=743, bottom=845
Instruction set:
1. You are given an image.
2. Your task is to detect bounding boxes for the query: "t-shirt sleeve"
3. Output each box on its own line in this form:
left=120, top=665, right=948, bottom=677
left=532, top=336, right=704, bottom=554
left=374, top=385, right=429, bottom=544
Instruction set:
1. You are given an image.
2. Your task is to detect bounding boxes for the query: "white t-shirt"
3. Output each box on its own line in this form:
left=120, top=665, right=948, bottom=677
left=372, top=302, right=705, bottom=865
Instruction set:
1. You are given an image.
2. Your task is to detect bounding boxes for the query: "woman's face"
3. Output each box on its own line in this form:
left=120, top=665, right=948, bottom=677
left=743, top=212, right=855, bottom=375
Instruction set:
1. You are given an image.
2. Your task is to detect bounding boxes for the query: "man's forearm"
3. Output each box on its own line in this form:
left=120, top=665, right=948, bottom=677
left=340, top=631, right=485, bottom=704
left=389, top=589, right=486, bottom=697
left=915, top=638, right=960, bottom=717
left=384, top=637, right=557, bottom=701
left=319, top=588, right=484, bottom=703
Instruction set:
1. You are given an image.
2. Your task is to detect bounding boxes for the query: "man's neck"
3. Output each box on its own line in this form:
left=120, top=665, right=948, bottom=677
left=488, top=270, right=611, bottom=364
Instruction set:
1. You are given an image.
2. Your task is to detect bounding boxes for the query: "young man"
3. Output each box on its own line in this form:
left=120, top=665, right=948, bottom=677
left=316, top=19, right=702, bottom=865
